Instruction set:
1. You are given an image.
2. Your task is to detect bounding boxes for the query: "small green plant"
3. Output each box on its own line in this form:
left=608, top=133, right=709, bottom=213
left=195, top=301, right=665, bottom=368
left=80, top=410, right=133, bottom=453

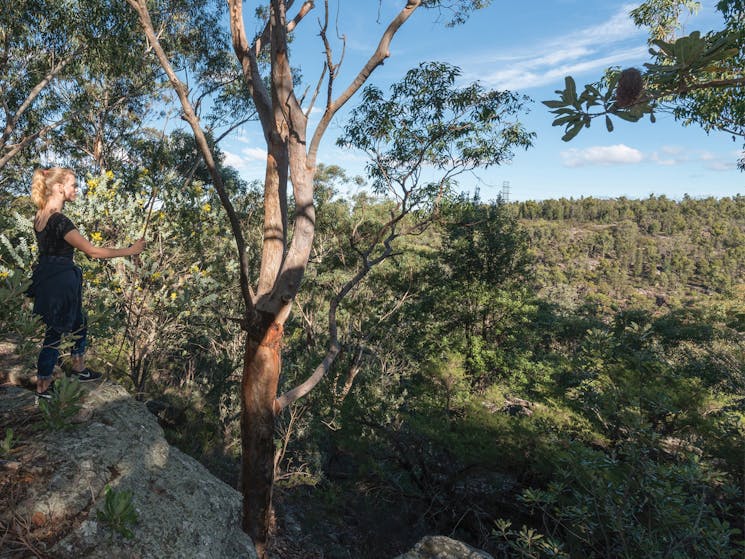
left=97, top=486, right=138, bottom=539
left=492, top=519, right=569, bottom=558
left=38, top=375, right=84, bottom=430
left=1, top=427, right=15, bottom=458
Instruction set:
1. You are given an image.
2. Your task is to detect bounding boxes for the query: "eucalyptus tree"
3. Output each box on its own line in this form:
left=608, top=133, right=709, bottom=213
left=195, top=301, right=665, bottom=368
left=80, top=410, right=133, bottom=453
left=0, top=0, right=243, bottom=190
left=319, top=59, right=533, bottom=409
left=0, top=0, right=146, bottom=175
left=1, top=0, right=71, bottom=171
left=544, top=0, right=744, bottom=169
left=120, top=1, right=534, bottom=554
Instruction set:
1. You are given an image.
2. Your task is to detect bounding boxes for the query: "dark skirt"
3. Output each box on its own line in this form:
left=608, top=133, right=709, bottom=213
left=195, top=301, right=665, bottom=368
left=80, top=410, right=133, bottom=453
left=27, top=255, right=83, bottom=332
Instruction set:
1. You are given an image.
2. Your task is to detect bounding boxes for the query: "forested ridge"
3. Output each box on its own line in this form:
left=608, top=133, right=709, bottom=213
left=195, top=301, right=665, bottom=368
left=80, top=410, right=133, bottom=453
left=517, top=195, right=745, bottom=305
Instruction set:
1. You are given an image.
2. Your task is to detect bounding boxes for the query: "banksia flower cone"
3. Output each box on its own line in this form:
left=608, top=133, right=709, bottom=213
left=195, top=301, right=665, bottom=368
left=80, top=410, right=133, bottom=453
left=616, top=68, right=644, bottom=108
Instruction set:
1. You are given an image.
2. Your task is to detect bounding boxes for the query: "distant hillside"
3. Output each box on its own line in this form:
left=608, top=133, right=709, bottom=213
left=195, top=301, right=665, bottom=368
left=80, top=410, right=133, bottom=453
left=514, top=195, right=745, bottom=310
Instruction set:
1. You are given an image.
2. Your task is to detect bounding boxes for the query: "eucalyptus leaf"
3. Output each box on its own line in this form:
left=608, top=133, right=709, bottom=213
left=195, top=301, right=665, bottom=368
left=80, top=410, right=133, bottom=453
left=605, top=115, right=614, bottom=132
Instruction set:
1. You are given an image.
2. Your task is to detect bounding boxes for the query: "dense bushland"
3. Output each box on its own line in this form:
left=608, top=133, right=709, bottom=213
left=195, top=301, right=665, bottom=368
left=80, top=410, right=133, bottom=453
left=2, top=180, right=743, bottom=557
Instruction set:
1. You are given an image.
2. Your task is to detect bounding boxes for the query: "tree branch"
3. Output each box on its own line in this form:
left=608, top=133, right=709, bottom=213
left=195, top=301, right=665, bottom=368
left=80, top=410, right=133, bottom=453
left=2, top=53, right=76, bottom=145
left=126, top=0, right=256, bottom=314
left=275, top=341, right=340, bottom=410
left=0, top=118, right=67, bottom=171
left=673, top=76, right=745, bottom=93
left=275, top=191, right=411, bottom=410
left=307, top=0, right=422, bottom=165
left=227, top=0, right=274, bottom=134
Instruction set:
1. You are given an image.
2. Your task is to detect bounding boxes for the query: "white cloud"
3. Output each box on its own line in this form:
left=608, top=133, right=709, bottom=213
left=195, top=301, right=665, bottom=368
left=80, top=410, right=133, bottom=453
left=483, top=46, right=646, bottom=90
left=223, top=151, right=245, bottom=169
left=661, top=145, right=685, bottom=155
left=561, top=144, right=644, bottom=167
left=569, top=3, right=639, bottom=45
left=650, top=147, right=687, bottom=166
left=466, top=5, right=646, bottom=91
left=303, top=106, right=323, bottom=117
left=222, top=147, right=268, bottom=173
left=650, top=156, right=678, bottom=166
left=651, top=147, right=737, bottom=170
left=563, top=145, right=739, bottom=170
left=233, top=133, right=252, bottom=144
left=696, top=149, right=741, bottom=171
left=241, top=147, right=268, bottom=161
left=705, top=160, right=736, bottom=171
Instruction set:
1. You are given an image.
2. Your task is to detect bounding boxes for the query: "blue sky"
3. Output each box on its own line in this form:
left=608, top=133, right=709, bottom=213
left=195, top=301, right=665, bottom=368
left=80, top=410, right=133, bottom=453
left=220, top=1, right=743, bottom=202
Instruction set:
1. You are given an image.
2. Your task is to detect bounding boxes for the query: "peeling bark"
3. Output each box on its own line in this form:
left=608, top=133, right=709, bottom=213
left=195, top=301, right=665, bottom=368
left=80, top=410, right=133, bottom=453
left=240, top=320, right=283, bottom=555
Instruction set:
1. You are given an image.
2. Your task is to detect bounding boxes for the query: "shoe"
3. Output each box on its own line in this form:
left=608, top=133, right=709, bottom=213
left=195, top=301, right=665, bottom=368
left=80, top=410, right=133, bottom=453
left=35, top=381, right=56, bottom=404
left=68, top=368, right=102, bottom=382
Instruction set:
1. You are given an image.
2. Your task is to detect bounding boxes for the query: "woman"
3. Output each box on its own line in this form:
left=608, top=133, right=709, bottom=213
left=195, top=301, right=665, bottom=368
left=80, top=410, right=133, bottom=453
left=28, top=167, right=145, bottom=400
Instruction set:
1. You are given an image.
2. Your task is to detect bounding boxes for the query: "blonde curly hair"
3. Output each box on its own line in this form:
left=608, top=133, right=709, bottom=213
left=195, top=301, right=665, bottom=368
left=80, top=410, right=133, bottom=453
left=31, top=167, right=74, bottom=209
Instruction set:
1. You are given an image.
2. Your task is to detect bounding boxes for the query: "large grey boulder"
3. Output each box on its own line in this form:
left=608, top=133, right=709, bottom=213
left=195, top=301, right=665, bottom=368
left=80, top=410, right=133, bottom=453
left=1, top=381, right=256, bottom=559
left=394, top=535, right=494, bottom=559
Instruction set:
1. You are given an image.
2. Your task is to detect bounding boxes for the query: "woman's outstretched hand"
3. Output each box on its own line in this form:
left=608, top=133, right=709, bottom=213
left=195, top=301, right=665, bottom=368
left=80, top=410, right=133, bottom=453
left=129, top=238, right=146, bottom=256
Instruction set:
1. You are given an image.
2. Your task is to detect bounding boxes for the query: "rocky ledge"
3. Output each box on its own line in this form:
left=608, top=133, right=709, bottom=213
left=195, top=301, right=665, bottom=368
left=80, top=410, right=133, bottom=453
left=0, top=381, right=256, bottom=558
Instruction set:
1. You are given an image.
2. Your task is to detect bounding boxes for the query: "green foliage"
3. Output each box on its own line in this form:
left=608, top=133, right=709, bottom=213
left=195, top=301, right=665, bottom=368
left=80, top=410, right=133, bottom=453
left=400, top=195, right=535, bottom=390
left=0, top=0, right=243, bottom=183
left=629, top=0, right=701, bottom=41
left=38, top=376, right=84, bottom=431
left=563, top=322, right=705, bottom=440
left=518, top=438, right=744, bottom=558
left=288, top=189, right=744, bottom=557
left=422, top=351, right=470, bottom=417
left=338, top=62, right=534, bottom=198
left=1, top=124, right=741, bottom=557
left=420, top=0, right=494, bottom=27
left=646, top=31, right=739, bottom=78
left=63, top=168, right=245, bottom=394
left=1, top=428, right=15, bottom=458
left=517, top=196, right=745, bottom=303
left=0, top=272, right=43, bottom=367
left=492, top=519, right=568, bottom=558
left=97, top=485, right=138, bottom=539
left=544, top=72, right=655, bottom=141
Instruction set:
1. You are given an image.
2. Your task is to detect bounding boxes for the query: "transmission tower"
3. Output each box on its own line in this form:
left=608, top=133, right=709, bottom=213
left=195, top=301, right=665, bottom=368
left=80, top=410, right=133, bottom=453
left=501, top=180, right=511, bottom=204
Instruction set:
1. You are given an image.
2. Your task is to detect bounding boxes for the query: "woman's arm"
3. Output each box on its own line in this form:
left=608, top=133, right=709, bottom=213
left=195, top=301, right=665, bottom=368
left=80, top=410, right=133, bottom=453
left=64, top=230, right=146, bottom=259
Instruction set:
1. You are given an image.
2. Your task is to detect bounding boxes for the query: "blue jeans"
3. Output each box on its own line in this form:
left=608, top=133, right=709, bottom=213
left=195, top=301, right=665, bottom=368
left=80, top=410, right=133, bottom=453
left=37, top=316, right=87, bottom=380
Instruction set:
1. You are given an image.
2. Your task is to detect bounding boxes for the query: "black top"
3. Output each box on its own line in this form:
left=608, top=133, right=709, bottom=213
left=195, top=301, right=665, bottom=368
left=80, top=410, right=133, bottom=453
left=35, top=212, right=77, bottom=258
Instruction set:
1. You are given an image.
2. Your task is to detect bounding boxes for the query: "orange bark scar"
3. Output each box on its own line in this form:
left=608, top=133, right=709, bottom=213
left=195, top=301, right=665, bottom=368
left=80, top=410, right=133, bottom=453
left=258, top=322, right=283, bottom=349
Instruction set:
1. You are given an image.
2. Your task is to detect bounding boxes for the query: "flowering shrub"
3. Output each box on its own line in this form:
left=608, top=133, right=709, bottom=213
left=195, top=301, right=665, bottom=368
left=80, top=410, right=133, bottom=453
left=0, top=170, right=245, bottom=399
left=65, top=170, right=243, bottom=395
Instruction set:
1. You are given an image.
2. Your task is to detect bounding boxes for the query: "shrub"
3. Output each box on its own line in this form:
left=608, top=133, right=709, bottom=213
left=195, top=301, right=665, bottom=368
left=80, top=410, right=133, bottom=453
left=97, top=486, right=138, bottom=539
left=38, top=376, right=84, bottom=430
left=517, top=437, right=743, bottom=559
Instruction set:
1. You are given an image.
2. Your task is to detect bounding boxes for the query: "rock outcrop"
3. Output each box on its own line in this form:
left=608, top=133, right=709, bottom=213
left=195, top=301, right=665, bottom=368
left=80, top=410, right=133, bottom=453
left=394, top=536, right=494, bottom=559
left=0, top=381, right=256, bottom=559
